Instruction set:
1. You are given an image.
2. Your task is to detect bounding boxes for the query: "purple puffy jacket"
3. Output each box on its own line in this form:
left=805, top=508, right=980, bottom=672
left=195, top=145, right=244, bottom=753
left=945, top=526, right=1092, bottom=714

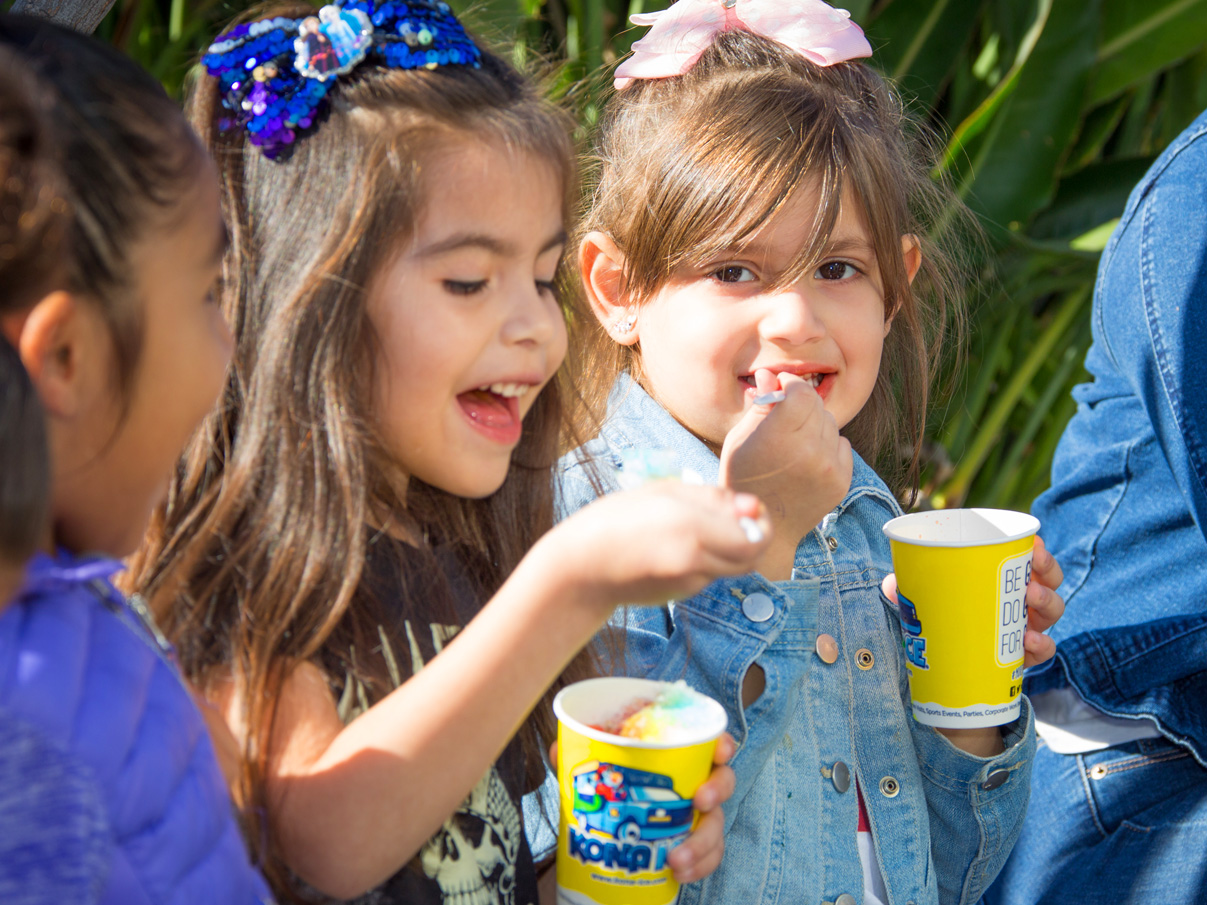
left=0, top=552, right=272, bottom=904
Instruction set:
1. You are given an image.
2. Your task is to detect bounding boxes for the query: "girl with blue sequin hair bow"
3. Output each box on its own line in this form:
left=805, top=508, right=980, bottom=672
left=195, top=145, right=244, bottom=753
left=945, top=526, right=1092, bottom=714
left=129, top=2, right=769, bottom=903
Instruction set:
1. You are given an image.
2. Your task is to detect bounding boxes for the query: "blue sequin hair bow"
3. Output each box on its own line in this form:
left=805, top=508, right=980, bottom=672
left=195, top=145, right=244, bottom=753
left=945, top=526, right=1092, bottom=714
left=203, top=0, right=482, bottom=158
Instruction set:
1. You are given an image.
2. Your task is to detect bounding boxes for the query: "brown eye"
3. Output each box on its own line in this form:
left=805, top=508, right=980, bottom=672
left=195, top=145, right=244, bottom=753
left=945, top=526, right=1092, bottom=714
left=712, top=265, right=755, bottom=283
left=815, top=261, right=855, bottom=281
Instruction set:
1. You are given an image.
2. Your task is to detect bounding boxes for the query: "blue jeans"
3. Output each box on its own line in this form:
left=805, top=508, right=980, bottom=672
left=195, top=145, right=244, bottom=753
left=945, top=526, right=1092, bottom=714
left=984, top=737, right=1207, bottom=904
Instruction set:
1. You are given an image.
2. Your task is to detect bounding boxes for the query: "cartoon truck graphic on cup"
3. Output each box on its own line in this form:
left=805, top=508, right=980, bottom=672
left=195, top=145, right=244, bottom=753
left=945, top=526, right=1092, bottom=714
left=897, top=590, right=929, bottom=670
left=570, top=762, right=693, bottom=843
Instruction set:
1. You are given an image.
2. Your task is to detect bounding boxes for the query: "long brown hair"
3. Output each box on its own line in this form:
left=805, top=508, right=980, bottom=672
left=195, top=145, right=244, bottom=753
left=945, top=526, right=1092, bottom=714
left=127, top=7, right=593, bottom=894
left=571, top=31, right=976, bottom=496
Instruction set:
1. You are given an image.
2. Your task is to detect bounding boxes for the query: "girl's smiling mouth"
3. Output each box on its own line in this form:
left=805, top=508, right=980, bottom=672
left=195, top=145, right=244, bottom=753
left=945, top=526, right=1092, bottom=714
left=457, top=382, right=534, bottom=445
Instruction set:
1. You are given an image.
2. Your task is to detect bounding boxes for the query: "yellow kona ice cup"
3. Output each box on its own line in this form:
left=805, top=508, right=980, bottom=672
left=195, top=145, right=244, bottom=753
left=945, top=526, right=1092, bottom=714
left=553, top=677, right=727, bottom=905
left=882, top=508, right=1040, bottom=728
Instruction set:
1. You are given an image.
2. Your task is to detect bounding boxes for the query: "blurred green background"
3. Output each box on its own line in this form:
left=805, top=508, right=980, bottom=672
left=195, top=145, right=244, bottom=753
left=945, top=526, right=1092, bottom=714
left=17, top=0, right=1207, bottom=511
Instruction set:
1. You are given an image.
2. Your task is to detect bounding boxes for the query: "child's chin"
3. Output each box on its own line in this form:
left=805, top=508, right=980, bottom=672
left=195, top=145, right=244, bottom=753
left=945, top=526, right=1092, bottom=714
left=441, top=469, right=509, bottom=500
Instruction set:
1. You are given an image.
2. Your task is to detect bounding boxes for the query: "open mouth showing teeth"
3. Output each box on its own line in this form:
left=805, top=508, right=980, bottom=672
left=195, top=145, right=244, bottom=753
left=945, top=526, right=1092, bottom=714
left=481, top=382, right=530, bottom=398
left=456, top=383, right=535, bottom=442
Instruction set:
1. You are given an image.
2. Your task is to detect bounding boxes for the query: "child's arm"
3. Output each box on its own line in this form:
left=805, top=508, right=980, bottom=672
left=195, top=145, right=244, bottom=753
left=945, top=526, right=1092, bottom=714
left=215, top=482, right=769, bottom=900
left=719, top=369, right=853, bottom=580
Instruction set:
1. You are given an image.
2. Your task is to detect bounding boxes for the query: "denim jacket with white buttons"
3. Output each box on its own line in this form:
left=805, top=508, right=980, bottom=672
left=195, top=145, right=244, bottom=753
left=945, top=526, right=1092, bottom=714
left=557, top=374, right=1036, bottom=905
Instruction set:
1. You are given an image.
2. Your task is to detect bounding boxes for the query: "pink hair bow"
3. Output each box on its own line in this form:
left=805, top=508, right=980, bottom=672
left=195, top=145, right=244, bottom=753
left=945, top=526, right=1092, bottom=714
left=613, top=0, right=872, bottom=89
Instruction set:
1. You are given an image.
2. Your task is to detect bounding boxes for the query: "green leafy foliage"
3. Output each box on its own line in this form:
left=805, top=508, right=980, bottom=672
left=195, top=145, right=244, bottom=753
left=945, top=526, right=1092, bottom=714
left=65, top=0, right=1207, bottom=511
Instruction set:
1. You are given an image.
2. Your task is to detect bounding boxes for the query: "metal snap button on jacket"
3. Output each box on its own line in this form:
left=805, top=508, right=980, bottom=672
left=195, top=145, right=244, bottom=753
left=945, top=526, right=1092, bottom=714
left=855, top=648, right=874, bottom=670
left=831, top=760, right=851, bottom=793
left=879, top=775, right=900, bottom=798
left=827, top=535, right=839, bottom=551
left=815, top=633, right=838, bottom=663
left=740, top=592, right=775, bottom=623
left=981, top=769, right=1009, bottom=791
left=836, top=894, right=857, bottom=905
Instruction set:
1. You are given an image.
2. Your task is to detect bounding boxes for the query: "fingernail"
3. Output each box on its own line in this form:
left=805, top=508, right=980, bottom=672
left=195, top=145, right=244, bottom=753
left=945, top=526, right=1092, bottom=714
left=739, top=516, right=764, bottom=544
left=670, top=847, right=694, bottom=869
left=752, top=390, right=786, bottom=406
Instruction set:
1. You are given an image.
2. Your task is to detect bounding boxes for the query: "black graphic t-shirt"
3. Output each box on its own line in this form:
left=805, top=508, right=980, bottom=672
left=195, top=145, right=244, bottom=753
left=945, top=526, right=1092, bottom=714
left=318, top=536, right=541, bottom=905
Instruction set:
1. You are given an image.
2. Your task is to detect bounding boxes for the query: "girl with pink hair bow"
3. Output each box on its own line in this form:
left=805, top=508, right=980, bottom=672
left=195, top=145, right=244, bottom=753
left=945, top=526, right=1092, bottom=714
left=556, top=2, right=1066, bottom=904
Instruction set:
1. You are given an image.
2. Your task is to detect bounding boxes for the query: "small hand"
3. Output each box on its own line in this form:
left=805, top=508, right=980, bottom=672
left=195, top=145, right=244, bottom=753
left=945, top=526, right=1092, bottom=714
left=549, top=482, right=772, bottom=614
left=1021, top=535, right=1065, bottom=668
left=720, top=369, right=852, bottom=577
left=666, top=732, right=736, bottom=883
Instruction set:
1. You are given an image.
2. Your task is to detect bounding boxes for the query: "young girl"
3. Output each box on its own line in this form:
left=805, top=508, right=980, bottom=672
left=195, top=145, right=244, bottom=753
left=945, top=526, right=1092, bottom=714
left=0, top=15, right=270, bottom=903
left=559, top=4, right=1067, bottom=904
left=128, top=3, right=768, bottom=902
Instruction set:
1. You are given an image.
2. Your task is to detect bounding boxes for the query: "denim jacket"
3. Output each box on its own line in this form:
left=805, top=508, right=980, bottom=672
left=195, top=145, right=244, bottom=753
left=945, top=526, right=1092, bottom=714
left=558, top=374, right=1035, bottom=905
left=1028, top=109, right=1207, bottom=765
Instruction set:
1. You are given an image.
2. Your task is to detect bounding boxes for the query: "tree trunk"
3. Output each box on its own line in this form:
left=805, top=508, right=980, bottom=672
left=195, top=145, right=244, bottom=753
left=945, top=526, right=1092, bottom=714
left=8, top=0, right=116, bottom=34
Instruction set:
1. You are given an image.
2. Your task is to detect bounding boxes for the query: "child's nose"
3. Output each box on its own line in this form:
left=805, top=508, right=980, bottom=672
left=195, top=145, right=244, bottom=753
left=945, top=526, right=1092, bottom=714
left=500, top=282, right=559, bottom=347
left=759, top=285, right=826, bottom=346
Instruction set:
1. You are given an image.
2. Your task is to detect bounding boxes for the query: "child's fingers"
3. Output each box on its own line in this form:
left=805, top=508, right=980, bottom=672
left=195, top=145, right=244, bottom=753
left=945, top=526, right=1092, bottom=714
left=880, top=572, right=898, bottom=605
left=731, top=493, right=763, bottom=521
left=713, top=732, right=736, bottom=766
left=667, top=805, right=725, bottom=884
left=1023, top=628, right=1056, bottom=668
left=1025, top=579, right=1064, bottom=633
left=753, top=367, right=780, bottom=397
left=1030, top=536, right=1064, bottom=590
left=773, top=373, right=825, bottom=428
left=644, top=483, right=771, bottom=576
left=692, top=763, right=735, bottom=813
left=691, top=485, right=772, bottom=557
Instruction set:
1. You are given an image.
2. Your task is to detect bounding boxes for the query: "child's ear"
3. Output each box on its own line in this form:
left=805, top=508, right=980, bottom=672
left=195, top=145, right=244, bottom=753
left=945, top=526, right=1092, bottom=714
left=884, top=235, right=924, bottom=336
left=579, top=231, right=639, bottom=346
left=4, top=291, right=102, bottom=419
left=902, top=234, right=922, bottom=284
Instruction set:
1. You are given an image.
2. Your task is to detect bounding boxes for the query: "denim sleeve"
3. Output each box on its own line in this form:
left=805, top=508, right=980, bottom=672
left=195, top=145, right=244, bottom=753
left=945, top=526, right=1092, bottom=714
left=907, top=669, right=1036, bottom=905
left=0, top=716, right=110, bottom=903
left=1097, top=124, right=1207, bottom=537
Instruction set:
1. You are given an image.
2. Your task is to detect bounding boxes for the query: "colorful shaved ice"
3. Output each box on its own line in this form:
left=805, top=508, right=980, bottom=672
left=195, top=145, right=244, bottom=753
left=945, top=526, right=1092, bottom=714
left=591, top=681, right=715, bottom=744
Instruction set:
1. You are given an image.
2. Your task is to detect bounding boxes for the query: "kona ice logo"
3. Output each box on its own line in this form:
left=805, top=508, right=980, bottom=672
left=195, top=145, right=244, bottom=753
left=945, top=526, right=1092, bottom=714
left=898, top=591, right=929, bottom=670
left=566, top=762, right=692, bottom=873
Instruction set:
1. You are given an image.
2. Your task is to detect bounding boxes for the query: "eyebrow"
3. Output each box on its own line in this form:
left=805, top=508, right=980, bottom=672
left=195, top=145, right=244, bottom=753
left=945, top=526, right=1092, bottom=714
left=824, top=236, right=876, bottom=257
left=415, top=229, right=568, bottom=259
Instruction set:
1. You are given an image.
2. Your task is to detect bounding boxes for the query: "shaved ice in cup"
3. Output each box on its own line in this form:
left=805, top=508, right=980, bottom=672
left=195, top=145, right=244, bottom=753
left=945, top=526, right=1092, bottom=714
left=553, top=677, right=727, bottom=905
left=590, top=680, right=721, bottom=744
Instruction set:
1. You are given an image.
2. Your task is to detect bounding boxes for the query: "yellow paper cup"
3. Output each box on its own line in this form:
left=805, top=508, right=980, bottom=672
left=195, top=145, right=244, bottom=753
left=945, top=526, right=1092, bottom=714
left=882, top=508, right=1040, bottom=728
left=553, top=677, right=727, bottom=905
